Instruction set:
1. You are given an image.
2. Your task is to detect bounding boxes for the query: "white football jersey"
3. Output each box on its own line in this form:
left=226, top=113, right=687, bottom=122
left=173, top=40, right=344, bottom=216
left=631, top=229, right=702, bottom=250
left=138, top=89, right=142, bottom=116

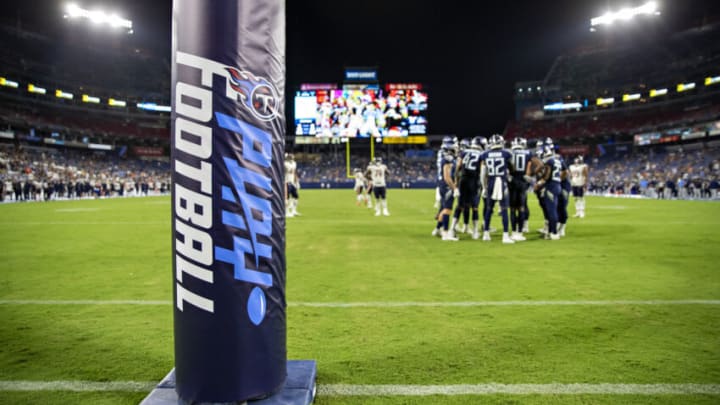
left=284, top=160, right=297, bottom=184
left=369, top=163, right=388, bottom=188
left=569, top=163, right=587, bottom=187
left=354, top=172, right=366, bottom=188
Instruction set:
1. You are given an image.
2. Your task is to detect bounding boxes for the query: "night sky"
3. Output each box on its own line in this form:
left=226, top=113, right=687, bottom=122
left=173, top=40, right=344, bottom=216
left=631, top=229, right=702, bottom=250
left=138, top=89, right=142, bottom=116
left=2, top=0, right=719, bottom=136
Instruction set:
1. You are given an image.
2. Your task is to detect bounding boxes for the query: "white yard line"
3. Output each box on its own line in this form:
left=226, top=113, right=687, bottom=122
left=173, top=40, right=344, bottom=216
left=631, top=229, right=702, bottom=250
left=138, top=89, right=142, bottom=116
left=0, top=380, right=155, bottom=392
left=318, top=383, right=720, bottom=396
left=0, top=381, right=718, bottom=395
left=291, top=299, right=720, bottom=308
left=0, top=222, right=168, bottom=225
left=0, top=299, right=171, bottom=305
left=0, top=299, right=718, bottom=307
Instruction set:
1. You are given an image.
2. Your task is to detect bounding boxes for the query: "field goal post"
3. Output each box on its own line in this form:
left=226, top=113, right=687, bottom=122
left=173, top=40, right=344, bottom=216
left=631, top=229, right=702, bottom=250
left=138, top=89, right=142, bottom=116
left=344, top=137, right=376, bottom=179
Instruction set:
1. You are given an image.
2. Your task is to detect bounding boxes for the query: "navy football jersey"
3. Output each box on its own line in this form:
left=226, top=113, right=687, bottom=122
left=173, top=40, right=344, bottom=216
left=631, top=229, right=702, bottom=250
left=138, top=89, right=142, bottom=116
left=559, top=156, right=571, bottom=190
left=459, top=148, right=482, bottom=180
left=439, top=151, right=457, bottom=188
left=480, top=149, right=513, bottom=180
left=545, top=157, right=563, bottom=184
left=511, top=149, right=532, bottom=180
left=436, top=149, right=445, bottom=183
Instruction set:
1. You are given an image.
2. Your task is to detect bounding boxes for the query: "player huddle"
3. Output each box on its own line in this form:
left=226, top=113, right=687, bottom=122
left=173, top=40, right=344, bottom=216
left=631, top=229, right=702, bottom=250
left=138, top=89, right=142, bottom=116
left=433, top=135, right=588, bottom=242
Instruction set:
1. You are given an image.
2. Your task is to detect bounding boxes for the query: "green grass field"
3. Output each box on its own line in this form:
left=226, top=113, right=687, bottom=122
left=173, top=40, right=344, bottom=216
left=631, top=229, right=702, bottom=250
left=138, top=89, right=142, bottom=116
left=1, top=190, right=719, bottom=404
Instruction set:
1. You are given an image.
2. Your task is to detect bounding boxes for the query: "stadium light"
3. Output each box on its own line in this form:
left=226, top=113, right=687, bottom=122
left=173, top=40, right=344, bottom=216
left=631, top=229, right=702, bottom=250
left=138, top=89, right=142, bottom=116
left=82, top=94, right=100, bottom=103
left=108, top=98, right=127, bottom=107
left=64, top=3, right=133, bottom=34
left=622, top=93, right=641, bottom=102
left=676, top=82, right=696, bottom=93
left=706, top=76, right=720, bottom=86
left=649, top=88, right=667, bottom=97
left=591, top=1, right=659, bottom=27
left=0, top=77, right=19, bottom=88
left=543, top=101, right=583, bottom=111
left=137, top=102, right=172, bottom=112
left=27, top=84, right=47, bottom=94
left=55, top=89, right=74, bottom=99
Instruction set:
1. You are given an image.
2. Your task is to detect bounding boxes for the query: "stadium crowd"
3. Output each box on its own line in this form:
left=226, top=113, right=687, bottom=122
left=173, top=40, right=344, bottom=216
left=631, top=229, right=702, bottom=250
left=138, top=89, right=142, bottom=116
left=588, top=145, right=720, bottom=199
left=0, top=144, right=170, bottom=201
left=2, top=141, right=720, bottom=202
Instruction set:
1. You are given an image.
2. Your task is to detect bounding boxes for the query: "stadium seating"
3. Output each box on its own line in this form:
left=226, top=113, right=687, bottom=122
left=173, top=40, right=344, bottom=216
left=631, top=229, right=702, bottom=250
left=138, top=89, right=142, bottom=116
left=0, top=24, right=170, bottom=144
left=504, top=103, right=720, bottom=141
left=542, top=23, right=720, bottom=99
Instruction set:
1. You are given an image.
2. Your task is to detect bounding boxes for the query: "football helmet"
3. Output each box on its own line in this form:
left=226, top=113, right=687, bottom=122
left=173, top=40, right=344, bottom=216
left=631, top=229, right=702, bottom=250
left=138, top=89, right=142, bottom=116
left=489, top=134, right=504, bottom=150
left=542, top=145, right=555, bottom=159
left=511, top=137, right=524, bottom=150
left=471, top=136, right=488, bottom=150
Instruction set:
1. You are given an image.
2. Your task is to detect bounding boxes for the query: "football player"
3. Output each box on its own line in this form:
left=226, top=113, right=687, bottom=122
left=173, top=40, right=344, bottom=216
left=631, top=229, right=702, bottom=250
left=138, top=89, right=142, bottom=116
left=509, top=137, right=532, bottom=241
left=479, top=134, right=515, bottom=244
left=521, top=139, right=544, bottom=233
left=451, top=136, right=484, bottom=239
left=434, top=136, right=452, bottom=209
left=536, top=145, right=563, bottom=240
left=434, top=138, right=460, bottom=241
left=452, top=138, right=472, bottom=234
left=545, top=138, right=569, bottom=237
left=353, top=168, right=372, bottom=208
left=285, top=153, right=301, bottom=217
left=366, top=157, right=390, bottom=216
left=533, top=140, right=549, bottom=234
left=569, top=156, right=589, bottom=218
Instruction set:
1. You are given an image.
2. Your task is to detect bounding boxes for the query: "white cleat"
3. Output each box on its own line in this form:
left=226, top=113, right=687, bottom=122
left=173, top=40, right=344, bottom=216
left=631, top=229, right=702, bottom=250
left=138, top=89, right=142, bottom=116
left=383, top=209, right=390, bottom=216
left=522, top=223, right=529, bottom=233
left=511, top=232, right=526, bottom=241
left=375, top=210, right=381, bottom=217
left=293, top=211, right=301, bottom=216
left=538, top=227, right=548, bottom=235
left=472, top=231, right=480, bottom=240
left=502, top=233, right=515, bottom=244
left=550, top=233, right=560, bottom=240
left=456, top=224, right=466, bottom=233
left=431, top=228, right=441, bottom=237
left=466, top=226, right=473, bottom=235
left=286, top=211, right=294, bottom=218
left=482, top=231, right=491, bottom=241
left=442, top=231, right=459, bottom=241
left=558, top=224, right=566, bottom=237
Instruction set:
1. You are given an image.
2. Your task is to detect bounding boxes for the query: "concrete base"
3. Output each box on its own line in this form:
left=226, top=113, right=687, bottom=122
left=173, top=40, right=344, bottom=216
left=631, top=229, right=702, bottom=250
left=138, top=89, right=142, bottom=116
left=139, top=360, right=316, bottom=405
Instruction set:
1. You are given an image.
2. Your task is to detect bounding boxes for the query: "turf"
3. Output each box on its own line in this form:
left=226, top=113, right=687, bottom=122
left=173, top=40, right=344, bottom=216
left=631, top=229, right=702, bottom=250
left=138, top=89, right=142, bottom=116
left=0, top=190, right=719, bottom=404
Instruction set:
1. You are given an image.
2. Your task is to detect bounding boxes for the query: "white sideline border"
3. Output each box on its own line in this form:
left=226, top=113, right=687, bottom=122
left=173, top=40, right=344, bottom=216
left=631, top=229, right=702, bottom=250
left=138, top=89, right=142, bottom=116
left=0, top=299, right=719, bottom=307
left=0, top=381, right=718, bottom=395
